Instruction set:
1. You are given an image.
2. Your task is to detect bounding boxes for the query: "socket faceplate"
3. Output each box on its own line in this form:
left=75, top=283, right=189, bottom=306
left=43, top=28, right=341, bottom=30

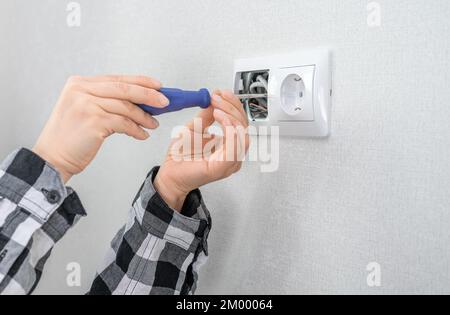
left=234, top=49, right=332, bottom=137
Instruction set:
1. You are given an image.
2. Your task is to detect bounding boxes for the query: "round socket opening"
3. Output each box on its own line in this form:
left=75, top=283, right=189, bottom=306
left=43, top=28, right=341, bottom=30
left=281, top=74, right=306, bottom=116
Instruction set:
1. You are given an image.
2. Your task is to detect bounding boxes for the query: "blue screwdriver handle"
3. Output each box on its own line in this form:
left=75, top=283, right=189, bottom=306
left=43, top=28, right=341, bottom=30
left=139, top=87, right=211, bottom=116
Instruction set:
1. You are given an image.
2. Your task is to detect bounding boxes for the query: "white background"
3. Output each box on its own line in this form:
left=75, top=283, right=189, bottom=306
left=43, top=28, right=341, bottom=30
left=0, top=0, right=449, bottom=294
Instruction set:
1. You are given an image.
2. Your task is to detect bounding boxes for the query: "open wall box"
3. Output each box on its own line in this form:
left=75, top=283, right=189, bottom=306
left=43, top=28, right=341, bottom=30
left=233, top=49, right=332, bottom=137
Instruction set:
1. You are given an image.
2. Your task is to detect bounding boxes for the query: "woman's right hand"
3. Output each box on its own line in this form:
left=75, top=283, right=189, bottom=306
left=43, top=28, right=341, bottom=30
left=33, top=75, right=169, bottom=183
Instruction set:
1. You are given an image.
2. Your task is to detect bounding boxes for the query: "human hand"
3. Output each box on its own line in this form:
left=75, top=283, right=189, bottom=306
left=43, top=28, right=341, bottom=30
left=33, top=75, right=169, bottom=183
left=154, top=90, right=250, bottom=211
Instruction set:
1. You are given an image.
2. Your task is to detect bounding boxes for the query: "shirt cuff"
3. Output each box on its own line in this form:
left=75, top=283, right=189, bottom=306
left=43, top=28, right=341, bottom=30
left=132, top=167, right=212, bottom=255
left=0, top=148, right=86, bottom=227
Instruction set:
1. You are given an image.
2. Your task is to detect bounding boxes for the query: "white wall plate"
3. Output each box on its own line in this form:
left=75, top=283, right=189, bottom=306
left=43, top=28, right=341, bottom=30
left=233, top=49, right=332, bottom=137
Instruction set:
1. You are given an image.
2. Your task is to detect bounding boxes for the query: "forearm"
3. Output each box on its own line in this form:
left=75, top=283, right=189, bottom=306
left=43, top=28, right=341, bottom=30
left=89, top=167, right=212, bottom=295
left=0, top=149, right=86, bottom=295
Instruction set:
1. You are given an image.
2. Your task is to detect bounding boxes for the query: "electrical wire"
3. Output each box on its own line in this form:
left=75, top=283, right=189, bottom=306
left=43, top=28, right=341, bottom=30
left=249, top=82, right=266, bottom=93
left=239, top=71, right=269, bottom=120
left=256, top=75, right=268, bottom=90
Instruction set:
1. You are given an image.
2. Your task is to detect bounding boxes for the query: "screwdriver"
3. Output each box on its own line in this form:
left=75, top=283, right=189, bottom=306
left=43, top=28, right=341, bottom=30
left=138, top=87, right=267, bottom=116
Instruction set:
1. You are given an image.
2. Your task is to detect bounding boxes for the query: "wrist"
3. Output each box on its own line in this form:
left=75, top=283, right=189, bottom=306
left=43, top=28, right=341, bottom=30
left=32, top=146, right=73, bottom=184
left=154, top=172, right=188, bottom=212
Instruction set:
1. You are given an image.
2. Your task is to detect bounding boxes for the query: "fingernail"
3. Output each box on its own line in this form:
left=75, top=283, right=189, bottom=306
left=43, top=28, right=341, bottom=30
left=144, top=113, right=159, bottom=128
left=143, top=130, right=150, bottom=139
left=159, top=95, right=170, bottom=106
left=222, top=90, right=232, bottom=97
left=212, top=95, right=222, bottom=103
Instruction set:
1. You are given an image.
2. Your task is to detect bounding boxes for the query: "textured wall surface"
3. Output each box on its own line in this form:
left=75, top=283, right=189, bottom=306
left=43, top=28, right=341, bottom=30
left=0, top=0, right=449, bottom=295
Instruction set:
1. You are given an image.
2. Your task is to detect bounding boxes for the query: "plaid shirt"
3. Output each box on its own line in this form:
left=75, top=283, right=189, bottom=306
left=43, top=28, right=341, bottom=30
left=0, top=148, right=211, bottom=295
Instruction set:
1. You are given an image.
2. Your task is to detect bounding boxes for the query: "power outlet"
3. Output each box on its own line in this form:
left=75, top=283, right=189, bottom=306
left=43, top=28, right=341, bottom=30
left=233, top=49, right=332, bottom=137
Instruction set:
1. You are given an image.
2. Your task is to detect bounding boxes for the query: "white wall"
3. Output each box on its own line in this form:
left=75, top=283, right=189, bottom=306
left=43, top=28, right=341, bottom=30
left=1, top=0, right=449, bottom=295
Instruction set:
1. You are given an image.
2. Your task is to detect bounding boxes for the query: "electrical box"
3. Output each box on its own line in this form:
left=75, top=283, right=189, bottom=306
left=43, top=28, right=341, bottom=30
left=233, top=49, right=332, bottom=137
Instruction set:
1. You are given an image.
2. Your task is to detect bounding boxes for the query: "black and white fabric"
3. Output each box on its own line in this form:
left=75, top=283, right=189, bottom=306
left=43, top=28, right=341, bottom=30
left=0, top=148, right=211, bottom=295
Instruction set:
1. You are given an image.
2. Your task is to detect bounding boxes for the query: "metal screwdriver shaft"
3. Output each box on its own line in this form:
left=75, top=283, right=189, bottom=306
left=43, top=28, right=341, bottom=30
left=236, top=94, right=268, bottom=99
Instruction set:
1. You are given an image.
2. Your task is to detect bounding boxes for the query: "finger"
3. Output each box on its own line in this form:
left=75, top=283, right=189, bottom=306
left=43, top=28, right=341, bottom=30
left=93, top=97, right=159, bottom=130
left=80, top=75, right=162, bottom=90
left=231, top=161, right=243, bottom=174
left=212, top=90, right=247, bottom=121
left=102, top=113, right=150, bottom=140
left=214, top=89, right=248, bottom=122
left=213, top=109, right=241, bottom=162
left=220, top=89, right=248, bottom=118
left=214, top=109, right=249, bottom=161
left=81, top=81, right=170, bottom=108
left=186, top=107, right=215, bottom=133
left=229, top=118, right=249, bottom=162
left=211, top=94, right=249, bottom=128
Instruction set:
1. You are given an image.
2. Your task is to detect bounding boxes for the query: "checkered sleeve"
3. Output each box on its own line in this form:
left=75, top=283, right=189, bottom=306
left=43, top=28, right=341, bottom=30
left=88, top=167, right=212, bottom=295
left=0, top=148, right=86, bottom=295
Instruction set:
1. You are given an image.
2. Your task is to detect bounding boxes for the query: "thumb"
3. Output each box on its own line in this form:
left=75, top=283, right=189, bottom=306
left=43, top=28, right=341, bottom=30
left=186, top=106, right=215, bottom=133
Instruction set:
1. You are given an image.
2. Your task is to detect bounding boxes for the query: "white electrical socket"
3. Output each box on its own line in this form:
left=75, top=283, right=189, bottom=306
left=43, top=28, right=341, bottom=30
left=233, top=49, right=332, bottom=137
